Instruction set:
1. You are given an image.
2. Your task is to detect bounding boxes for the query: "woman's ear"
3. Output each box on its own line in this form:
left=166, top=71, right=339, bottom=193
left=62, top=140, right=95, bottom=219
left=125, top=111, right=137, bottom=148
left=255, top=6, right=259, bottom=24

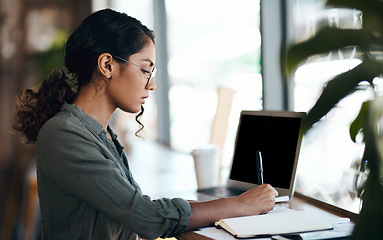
left=97, top=53, right=114, bottom=79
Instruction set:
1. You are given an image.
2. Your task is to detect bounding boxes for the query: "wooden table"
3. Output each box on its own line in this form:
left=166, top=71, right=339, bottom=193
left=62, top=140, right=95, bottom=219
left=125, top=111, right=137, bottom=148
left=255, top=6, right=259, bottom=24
left=176, top=193, right=355, bottom=239
left=127, top=139, right=355, bottom=240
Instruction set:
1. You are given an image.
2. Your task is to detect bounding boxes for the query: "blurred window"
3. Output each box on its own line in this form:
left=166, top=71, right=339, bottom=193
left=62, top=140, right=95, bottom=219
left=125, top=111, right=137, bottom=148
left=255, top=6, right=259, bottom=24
left=166, top=0, right=262, bottom=170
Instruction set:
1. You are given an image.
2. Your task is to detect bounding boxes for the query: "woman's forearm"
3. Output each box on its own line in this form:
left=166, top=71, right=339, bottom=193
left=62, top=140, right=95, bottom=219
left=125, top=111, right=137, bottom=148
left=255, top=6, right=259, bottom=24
left=188, top=197, right=243, bottom=230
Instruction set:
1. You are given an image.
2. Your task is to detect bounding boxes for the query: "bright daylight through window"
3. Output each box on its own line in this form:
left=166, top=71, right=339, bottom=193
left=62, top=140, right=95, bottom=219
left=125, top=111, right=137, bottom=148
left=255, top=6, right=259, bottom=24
left=165, top=0, right=262, bottom=172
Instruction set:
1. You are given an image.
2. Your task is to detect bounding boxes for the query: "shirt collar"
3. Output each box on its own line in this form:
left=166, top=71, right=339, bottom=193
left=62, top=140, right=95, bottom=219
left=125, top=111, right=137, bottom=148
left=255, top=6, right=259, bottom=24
left=61, top=102, right=106, bottom=136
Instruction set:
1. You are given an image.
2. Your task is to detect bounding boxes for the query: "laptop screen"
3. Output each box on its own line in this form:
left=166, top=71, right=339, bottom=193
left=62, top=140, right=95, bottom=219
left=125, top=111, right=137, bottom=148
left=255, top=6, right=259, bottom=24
left=229, top=111, right=304, bottom=190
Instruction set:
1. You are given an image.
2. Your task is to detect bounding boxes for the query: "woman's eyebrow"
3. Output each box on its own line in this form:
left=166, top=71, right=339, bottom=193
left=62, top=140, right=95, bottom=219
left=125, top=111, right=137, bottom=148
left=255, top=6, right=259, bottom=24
left=142, top=59, right=154, bottom=66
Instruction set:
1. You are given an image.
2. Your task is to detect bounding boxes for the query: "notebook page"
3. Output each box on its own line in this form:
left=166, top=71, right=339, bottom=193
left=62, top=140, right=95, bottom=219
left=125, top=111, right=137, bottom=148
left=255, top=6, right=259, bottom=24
left=217, top=209, right=333, bottom=238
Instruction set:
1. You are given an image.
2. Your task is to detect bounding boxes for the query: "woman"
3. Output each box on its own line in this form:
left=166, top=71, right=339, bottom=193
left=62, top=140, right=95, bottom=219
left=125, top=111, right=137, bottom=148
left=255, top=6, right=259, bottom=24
left=13, top=9, right=278, bottom=240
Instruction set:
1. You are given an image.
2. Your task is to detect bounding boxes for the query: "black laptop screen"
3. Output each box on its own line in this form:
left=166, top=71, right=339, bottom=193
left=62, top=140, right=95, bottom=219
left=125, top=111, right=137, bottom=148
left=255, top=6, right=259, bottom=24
left=229, top=113, right=302, bottom=189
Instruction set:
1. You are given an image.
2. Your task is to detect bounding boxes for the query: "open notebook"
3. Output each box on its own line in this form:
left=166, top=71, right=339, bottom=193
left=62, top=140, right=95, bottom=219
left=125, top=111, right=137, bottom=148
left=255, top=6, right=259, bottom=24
left=198, top=110, right=306, bottom=202
left=215, top=209, right=333, bottom=238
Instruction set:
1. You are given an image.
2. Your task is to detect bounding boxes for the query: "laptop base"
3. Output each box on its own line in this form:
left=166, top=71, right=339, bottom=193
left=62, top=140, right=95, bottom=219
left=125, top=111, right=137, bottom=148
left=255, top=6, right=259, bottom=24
left=197, top=186, right=290, bottom=202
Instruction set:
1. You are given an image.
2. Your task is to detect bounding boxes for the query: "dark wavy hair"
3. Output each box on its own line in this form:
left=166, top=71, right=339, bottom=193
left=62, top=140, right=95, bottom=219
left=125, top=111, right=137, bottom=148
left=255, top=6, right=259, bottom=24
left=13, top=9, right=155, bottom=144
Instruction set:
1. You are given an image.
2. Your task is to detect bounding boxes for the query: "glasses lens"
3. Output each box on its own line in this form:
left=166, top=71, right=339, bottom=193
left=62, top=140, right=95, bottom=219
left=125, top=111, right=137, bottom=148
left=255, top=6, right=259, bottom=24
left=147, top=67, right=157, bottom=85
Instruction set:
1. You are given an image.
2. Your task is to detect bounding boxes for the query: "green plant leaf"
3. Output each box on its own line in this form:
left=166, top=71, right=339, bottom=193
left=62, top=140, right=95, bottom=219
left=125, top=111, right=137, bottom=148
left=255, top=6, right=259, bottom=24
left=352, top=162, right=383, bottom=240
left=285, top=28, right=382, bottom=76
left=301, top=59, right=382, bottom=134
left=350, top=100, right=371, bottom=142
left=368, top=96, right=383, bottom=183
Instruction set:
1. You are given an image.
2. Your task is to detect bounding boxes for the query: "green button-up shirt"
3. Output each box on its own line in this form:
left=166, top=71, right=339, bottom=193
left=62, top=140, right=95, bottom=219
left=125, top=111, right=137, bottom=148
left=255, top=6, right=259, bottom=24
left=36, top=103, right=191, bottom=240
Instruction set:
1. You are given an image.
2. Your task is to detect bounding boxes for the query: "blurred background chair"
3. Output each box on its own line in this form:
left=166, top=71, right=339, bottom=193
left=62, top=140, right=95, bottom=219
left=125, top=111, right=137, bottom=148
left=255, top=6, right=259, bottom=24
left=209, top=86, right=236, bottom=184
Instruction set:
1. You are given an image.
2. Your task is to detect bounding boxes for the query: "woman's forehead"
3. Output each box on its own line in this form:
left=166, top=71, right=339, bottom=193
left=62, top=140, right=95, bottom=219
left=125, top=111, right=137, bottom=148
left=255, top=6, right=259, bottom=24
left=130, top=41, right=155, bottom=63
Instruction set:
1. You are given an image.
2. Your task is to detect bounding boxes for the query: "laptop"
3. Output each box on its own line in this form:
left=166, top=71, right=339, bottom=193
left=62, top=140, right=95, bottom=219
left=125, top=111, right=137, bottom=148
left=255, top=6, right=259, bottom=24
left=197, top=110, right=306, bottom=203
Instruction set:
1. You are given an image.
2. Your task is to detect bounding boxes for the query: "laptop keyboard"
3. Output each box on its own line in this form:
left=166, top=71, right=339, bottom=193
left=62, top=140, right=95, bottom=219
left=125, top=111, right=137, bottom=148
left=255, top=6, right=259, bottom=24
left=197, top=186, right=246, bottom=198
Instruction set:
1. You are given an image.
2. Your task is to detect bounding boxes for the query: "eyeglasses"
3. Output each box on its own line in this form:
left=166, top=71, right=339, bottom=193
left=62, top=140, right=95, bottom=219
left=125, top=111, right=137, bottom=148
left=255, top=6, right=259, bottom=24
left=114, top=55, right=157, bottom=86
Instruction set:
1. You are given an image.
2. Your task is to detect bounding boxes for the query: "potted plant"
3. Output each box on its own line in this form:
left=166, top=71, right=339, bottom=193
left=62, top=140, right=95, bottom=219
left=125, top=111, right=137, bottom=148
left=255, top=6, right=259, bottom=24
left=284, top=0, right=383, bottom=239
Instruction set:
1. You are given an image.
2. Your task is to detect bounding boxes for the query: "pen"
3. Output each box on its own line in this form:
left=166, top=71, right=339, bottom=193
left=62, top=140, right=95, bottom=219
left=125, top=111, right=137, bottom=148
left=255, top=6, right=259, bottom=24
left=256, top=150, right=264, bottom=184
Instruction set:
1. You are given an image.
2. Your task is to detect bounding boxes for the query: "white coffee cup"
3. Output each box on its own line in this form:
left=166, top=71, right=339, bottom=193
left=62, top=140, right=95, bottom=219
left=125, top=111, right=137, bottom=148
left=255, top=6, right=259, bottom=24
left=191, top=144, right=220, bottom=189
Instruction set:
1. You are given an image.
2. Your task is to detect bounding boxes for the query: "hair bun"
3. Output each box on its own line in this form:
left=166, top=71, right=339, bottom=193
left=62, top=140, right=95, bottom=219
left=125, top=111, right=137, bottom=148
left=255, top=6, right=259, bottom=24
left=48, top=67, right=78, bottom=87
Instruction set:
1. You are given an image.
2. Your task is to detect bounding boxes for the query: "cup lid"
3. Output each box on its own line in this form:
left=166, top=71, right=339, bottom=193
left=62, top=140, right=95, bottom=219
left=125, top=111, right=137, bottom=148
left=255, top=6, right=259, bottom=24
left=191, top=144, right=219, bottom=156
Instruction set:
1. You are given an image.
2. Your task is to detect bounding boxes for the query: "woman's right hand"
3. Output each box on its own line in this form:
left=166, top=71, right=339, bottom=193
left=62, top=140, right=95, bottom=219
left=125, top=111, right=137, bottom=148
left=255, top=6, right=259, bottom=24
left=188, top=184, right=279, bottom=230
left=235, top=184, right=279, bottom=216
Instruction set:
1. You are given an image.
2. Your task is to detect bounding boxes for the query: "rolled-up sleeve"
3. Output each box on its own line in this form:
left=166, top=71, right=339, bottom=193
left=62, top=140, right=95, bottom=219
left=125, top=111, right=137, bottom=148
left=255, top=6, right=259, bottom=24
left=37, top=119, right=191, bottom=239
